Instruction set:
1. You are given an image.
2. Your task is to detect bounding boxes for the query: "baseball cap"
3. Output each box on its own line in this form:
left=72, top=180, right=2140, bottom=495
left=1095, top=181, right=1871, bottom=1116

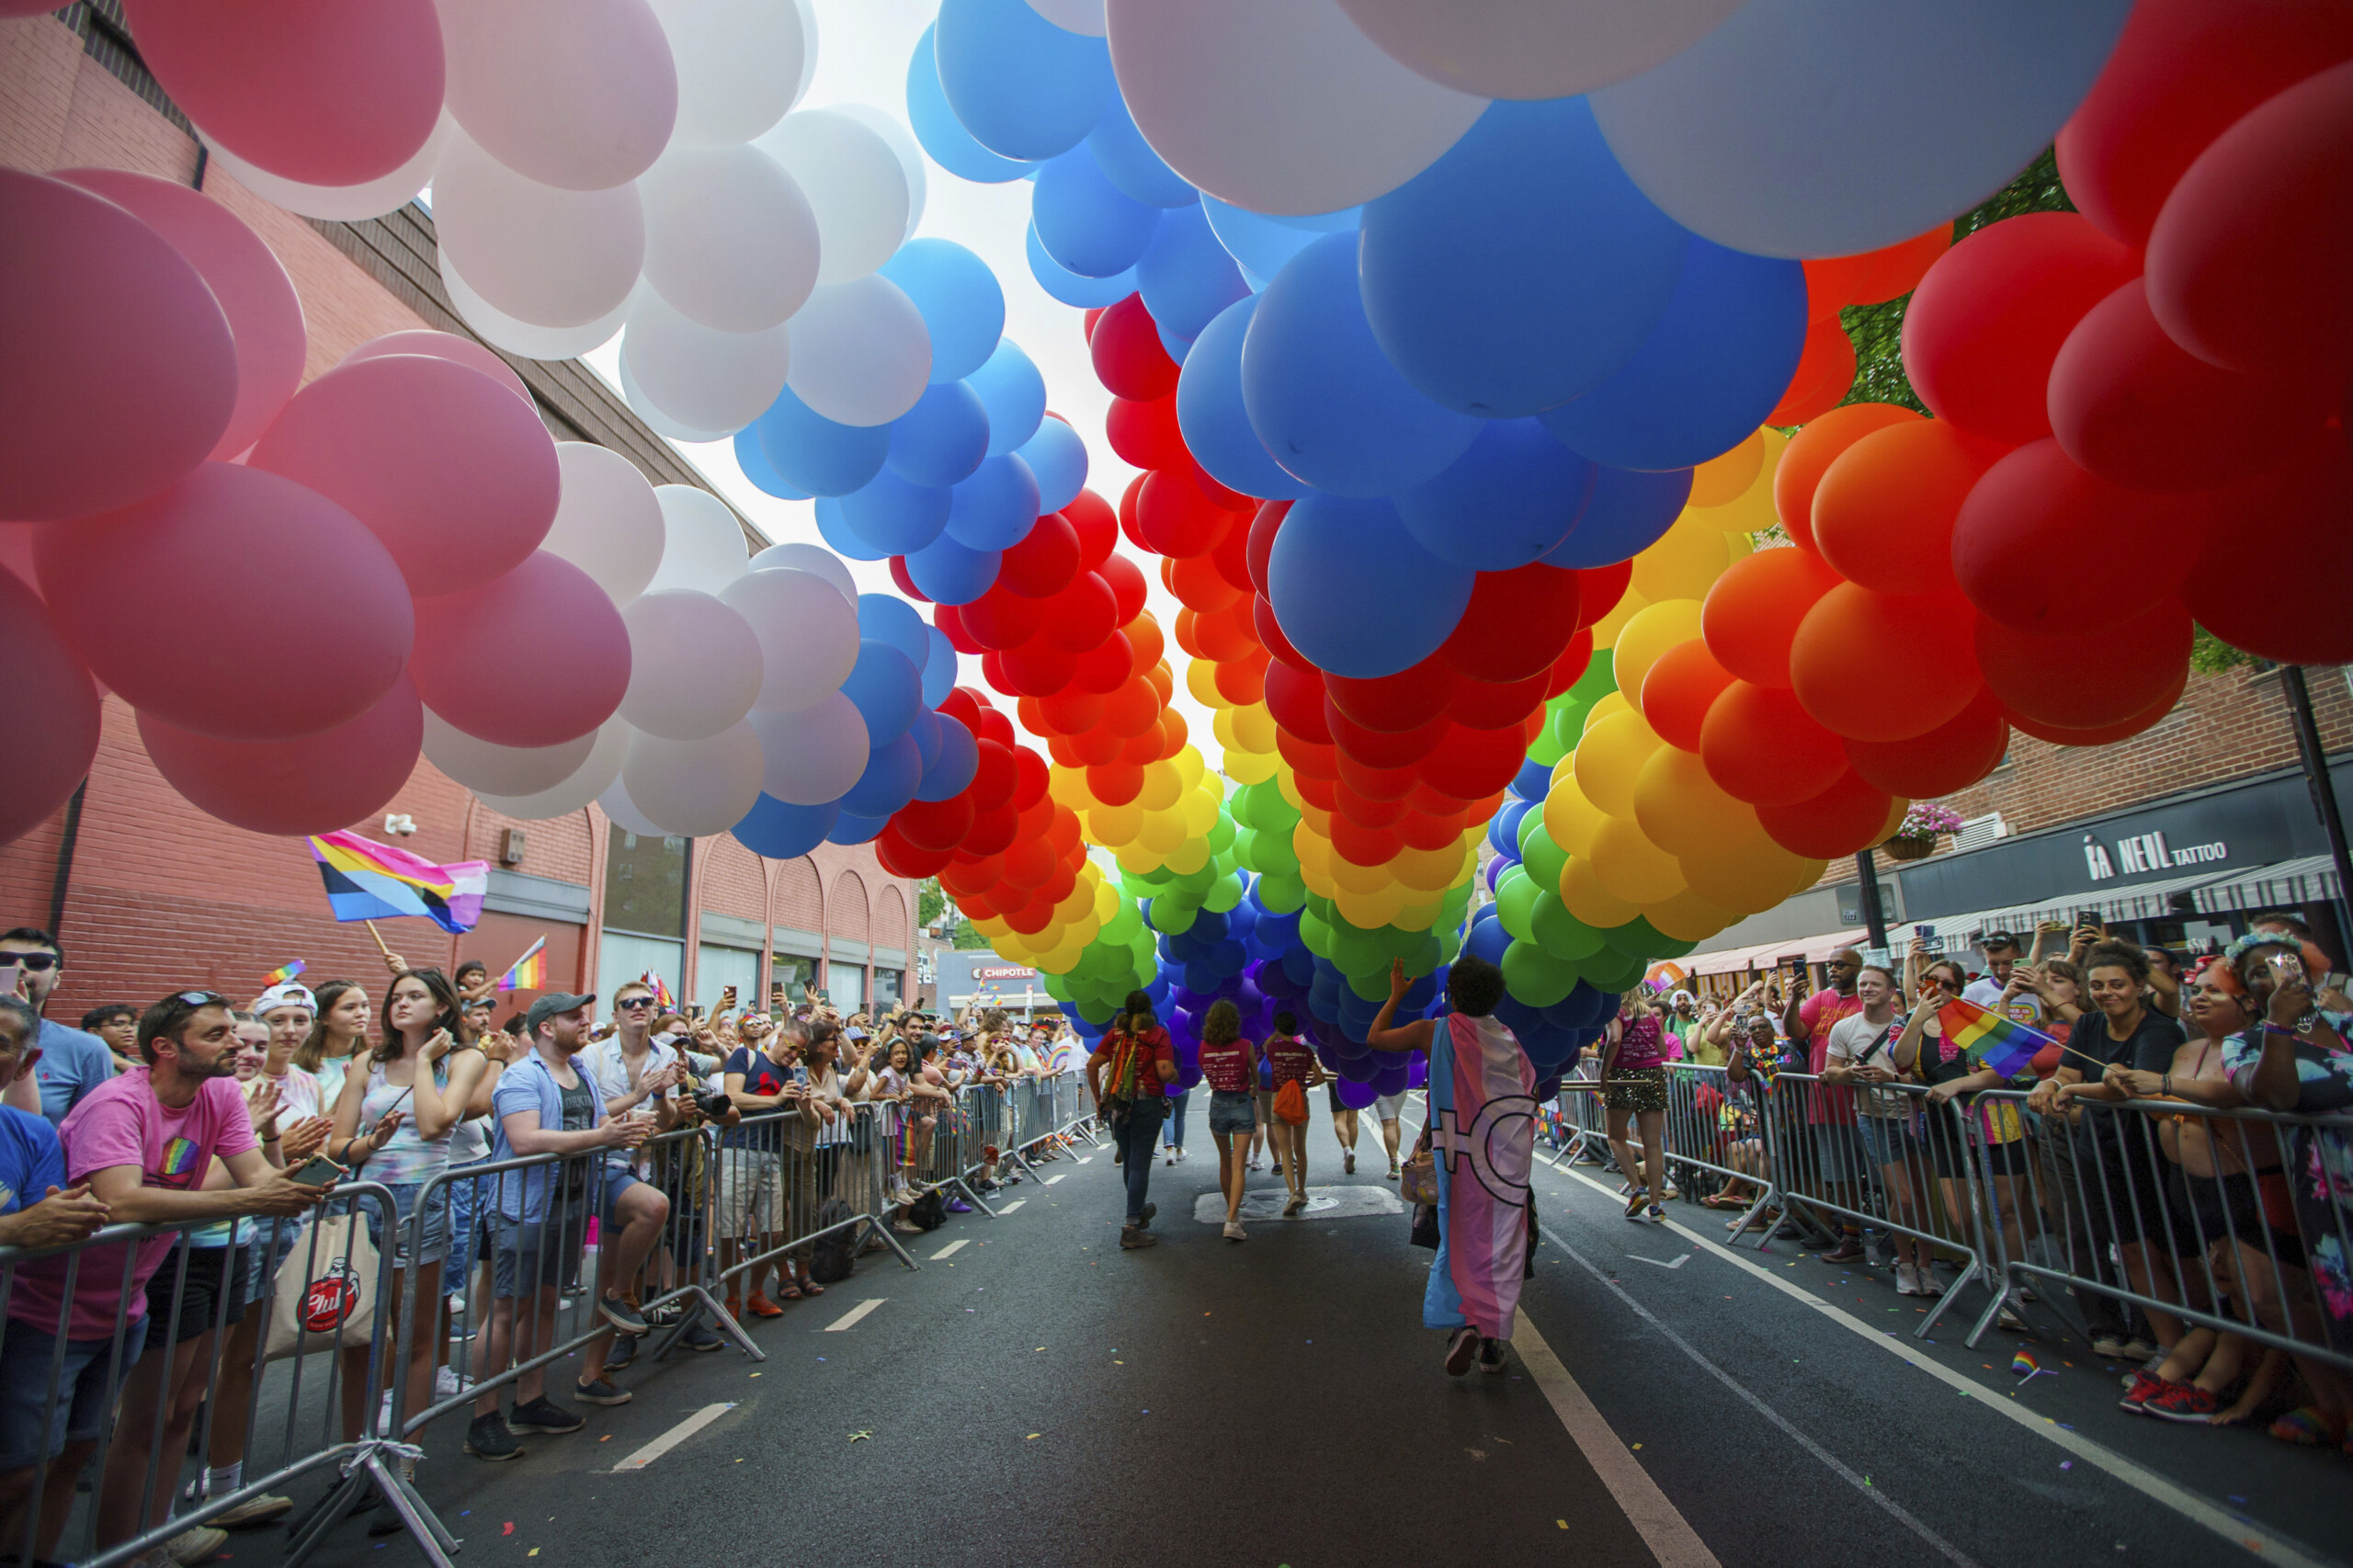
left=253, top=982, right=317, bottom=1017
left=523, top=992, right=597, bottom=1037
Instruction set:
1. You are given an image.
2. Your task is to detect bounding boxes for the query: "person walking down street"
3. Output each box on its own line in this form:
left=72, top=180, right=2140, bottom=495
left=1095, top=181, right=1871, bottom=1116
left=1367, top=955, right=1534, bottom=1379
left=1196, top=1000, right=1259, bottom=1242
left=1603, top=989, right=1673, bottom=1223
left=1086, top=991, right=1176, bottom=1251
left=1264, top=1014, right=1324, bottom=1216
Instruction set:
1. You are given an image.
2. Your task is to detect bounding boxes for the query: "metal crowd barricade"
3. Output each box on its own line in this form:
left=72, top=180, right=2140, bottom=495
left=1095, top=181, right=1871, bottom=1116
left=1541, top=1058, right=1610, bottom=1168
left=1657, top=1064, right=1763, bottom=1207
left=0, top=1183, right=422, bottom=1568
left=709, top=1102, right=921, bottom=1307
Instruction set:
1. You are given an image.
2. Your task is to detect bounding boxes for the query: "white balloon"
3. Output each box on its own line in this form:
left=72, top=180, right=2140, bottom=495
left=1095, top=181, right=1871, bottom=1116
left=646, top=0, right=809, bottom=147
left=640, top=144, right=821, bottom=333
left=430, top=130, right=646, bottom=330
left=783, top=276, right=930, bottom=427
left=423, top=708, right=598, bottom=795
left=597, top=765, right=668, bottom=835
left=751, top=541, right=857, bottom=608
left=1105, top=0, right=1487, bottom=216
left=828, top=105, right=928, bottom=246
left=747, top=692, right=870, bottom=806
left=618, top=290, right=792, bottom=436
left=477, top=716, right=631, bottom=819
left=619, top=588, right=765, bottom=740
left=198, top=110, right=452, bottom=222
left=1026, top=0, right=1107, bottom=37
left=1331, top=0, right=1747, bottom=101
left=616, top=355, right=733, bottom=443
left=644, top=485, right=752, bottom=595
left=758, top=109, right=910, bottom=284
left=619, top=721, right=765, bottom=835
left=544, top=443, right=667, bottom=608
left=790, top=0, right=820, bottom=111
left=440, top=256, right=632, bottom=361
left=438, top=0, right=677, bottom=191
left=1590, top=0, right=2134, bottom=258
left=716, top=567, right=861, bottom=714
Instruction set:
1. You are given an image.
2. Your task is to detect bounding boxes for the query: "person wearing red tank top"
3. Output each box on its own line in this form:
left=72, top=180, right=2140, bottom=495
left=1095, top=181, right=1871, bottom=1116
left=1196, top=999, right=1259, bottom=1242
left=1086, top=991, right=1177, bottom=1251
left=1262, top=1013, right=1324, bottom=1217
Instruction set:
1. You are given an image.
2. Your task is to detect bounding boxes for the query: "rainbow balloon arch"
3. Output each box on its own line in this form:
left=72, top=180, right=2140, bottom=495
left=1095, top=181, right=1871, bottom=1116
left=2, top=0, right=2346, bottom=1089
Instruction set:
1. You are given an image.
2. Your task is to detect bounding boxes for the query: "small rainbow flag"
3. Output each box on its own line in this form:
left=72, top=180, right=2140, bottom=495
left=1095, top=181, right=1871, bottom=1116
left=306, top=832, right=487, bottom=935
left=263, top=959, right=305, bottom=986
left=1645, top=960, right=1690, bottom=991
left=643, top=971, right=675, bottom=1010
left=495, top=937, right=547, bottom=994
left=1935, top=994, right=2053, bottom=1080
left=2012, top=1351, right=2040, bottom=1377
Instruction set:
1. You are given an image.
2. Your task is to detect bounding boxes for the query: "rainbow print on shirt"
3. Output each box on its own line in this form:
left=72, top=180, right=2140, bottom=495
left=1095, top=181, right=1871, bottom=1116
left=156, top=1136, right=204, bottom=1187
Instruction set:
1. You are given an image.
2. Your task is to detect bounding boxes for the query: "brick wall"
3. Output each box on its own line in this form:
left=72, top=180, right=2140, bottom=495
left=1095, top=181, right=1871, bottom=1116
left=773, top=858, right=824, bottom=934
left=828, top=871, right=871, bottom=944
left=695, top=835, right=768, bottom=925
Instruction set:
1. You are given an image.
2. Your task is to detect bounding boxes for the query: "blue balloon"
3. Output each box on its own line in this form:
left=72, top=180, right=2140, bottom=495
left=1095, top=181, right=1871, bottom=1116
left=1199, top=195, right=1326, bottom=280
left=1156, top=321, right=1191, bottom=365
left=885, top=381, right=990, bottom=488
left=1265, top=493, right=1473, bottom=679
left=840, top=730, right=923, bottom=819
left=826, top=809, right=888, bottom=846
left=908, top=709, right=942, bottom=775
left=754, top=386, right=890, bottom=498
left=1241, top=233, right=1483, bottom=497
left=921, top=626, right=960, bottom=709
left=733, top=794, right=839, bottom=859
left=1539, top=463, right=1693, bottom=568
left=904, top=533, right=999, bottom=605
left=1464, top=916, right=1512, bottom=968
left=733, top=426, right=810, bottom=501
left=943, top=453, right=1039, bottom=551
left=915, top=713, right=980, bottom=801
left=1138, top=203, right=1247, bottom=344
left=1510, top=757, right=1554, bottom=802
left=840, top=640, right=924, bottom=746
left=857, top=593, right=930, bottom=667
left=964, top=341, right=1045, bottom=458
left=1031, top=142, right=1162, bottom=278
left=933, top=0, right=1113, bottom=163
left=814, top=497, right=888, bottom=562
left=1015, top=415, right=1087, bottom=514
left=1086, top=94, right=1196, bottom=209
left=904, top=26, right=1033, bottom=184
left=1175, top=295, right=1311, bottom=502
left=1026, top=222, right=1134, bottom=308
left=1393, top=417, right=1596, bottom=571
left=1358, top=97, right=1691, bottom=418
left=838, top=469, right=950, bottom=556
left=1487, top=798, right=1532, bottom=858
left=1536, top=238, right=1808, bottom=472
left=878, top=238, right=1005, bottom=385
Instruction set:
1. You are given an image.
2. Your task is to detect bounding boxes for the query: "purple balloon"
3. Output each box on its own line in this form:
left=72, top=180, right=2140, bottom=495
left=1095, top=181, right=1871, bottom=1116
left=1172, top=1060, right=1203, bottom=1091
left=1337, top=1052, right=1379, bottom=1083
left=1406, top=1053, right=1428, bottom=1090
left=1335, top=1076, right=1381, bottom=1110
left=1485, top=857, right=1506, bottom=894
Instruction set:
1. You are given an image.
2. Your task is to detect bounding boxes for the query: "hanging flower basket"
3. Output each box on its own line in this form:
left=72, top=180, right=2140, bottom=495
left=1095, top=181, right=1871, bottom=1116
left=1881, top=802, right=1965, bottom=862
left=1883, top=834, right=1938, bottom=861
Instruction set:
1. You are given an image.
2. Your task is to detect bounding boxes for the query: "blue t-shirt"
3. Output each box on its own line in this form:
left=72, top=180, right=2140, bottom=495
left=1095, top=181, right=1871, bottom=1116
left=32, top=1020, right=115, bottom=1125
left=723, top=1048, right=793, bottom=1152
left=0, top=1104, right=65, bottom=1219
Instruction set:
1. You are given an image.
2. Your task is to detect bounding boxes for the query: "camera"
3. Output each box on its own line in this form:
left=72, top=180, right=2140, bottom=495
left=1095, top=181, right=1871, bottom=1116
left=688, top=1086, right=732, bottom=1119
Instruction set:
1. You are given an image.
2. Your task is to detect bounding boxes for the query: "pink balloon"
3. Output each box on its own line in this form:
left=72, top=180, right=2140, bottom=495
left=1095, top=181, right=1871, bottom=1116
left=340, top=330, right=534, bottom=409
left=55, top=168, right=308, bottom=462
left=34, top=463, right=414, bottom=743
left=122, top=0, right=444, bottom=187
left=0, top=524, right=34, bottom=592
left=0, top=170, right=234, bottom=520
left=248, top=355, right=561, bottom=597
left=409, top=551, right=631, bottom=747
left=140, top=675, right=422, bottom=836
left=0, top=568, right=100, bottom=846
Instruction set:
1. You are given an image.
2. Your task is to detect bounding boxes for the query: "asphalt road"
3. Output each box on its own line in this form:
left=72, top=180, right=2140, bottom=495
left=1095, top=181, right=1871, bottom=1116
left=275, top=1099, right=2348, bottom=1568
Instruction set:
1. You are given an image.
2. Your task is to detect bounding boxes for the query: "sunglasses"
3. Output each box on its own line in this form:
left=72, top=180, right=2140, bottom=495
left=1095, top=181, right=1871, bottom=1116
left=616, top=996, right=656, bottom=1010
left=0, top=954, right=59, bottom=972
left=176, top=990, right=229, bottom=1006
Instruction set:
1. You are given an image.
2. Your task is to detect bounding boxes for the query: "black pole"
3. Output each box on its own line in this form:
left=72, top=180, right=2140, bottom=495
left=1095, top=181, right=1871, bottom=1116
left=2280, top=665, right=2353, bottom=954
left=1853, top=847, right=1890, bottom=952
left=46, top=778, right=86, bottom=939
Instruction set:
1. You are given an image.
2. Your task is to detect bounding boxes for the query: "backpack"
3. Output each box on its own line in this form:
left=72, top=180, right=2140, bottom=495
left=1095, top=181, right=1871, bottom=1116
left=908, top=1187, right=949, bottom=1231
left=808, top=1198, right=857, bottom=1283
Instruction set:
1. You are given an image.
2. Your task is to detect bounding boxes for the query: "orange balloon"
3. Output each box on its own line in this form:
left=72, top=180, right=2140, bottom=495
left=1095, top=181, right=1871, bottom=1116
left=1756, top=768, right=1897, bottom=859
left=1811, top=420, right=2006, bottom=595
left=1844, top=689, right=2009, bottom=797
left=1974, top=602, right=2190, bottom=731
left=1775, top=403, right=1923, bottom=551
left=1688, top=429, right=1766, bottom=506
left=1700, top=546, right=1845, bottom=688
left=1802, top=226, right=1954, bottom=323
left=1699, top=680, right=1849, bottom=806
left=1789, top=583, right=1981, bottom=742
left=1768, top=316, right=1858, bottom=426
left=1641, top=638, right=1735, bottom=752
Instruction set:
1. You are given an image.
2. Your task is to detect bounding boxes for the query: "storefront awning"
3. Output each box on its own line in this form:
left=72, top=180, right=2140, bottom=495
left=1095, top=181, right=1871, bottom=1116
left=2097, top=869, right=2242, bottom=924
left=1688, top=927, right=1870, bottom=976
left=2188, top=855, right=2344, bottom=916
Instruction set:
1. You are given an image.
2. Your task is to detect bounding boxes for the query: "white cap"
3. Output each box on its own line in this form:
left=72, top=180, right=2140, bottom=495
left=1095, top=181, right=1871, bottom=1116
left=1672, top=990, right=1694, bottom=1006
left=254, top=982, right=317, bottom=1017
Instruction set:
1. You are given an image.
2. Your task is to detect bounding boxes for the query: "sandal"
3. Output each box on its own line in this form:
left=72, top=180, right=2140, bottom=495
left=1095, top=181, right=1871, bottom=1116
left=1699, top=1192, right=1741, bottom=1210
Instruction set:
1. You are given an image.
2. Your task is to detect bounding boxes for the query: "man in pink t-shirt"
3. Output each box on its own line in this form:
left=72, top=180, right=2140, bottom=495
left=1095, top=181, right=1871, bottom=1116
left=1783, top=949, right=1869, bottom=1262
left=0, top=991, right=329, bottom=1567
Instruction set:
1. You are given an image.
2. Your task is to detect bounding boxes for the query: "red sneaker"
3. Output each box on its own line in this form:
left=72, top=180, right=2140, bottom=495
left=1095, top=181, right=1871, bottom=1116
left=2144, top=1382, right=2221, bottom=1423
left=2117, top=1369, right=2169, bottom=1415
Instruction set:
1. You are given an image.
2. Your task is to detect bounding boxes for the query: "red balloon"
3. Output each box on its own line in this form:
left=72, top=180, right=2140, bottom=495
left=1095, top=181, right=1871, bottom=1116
left=1327, top=704, right=1446, bottom=769
left=1575, top=560, right=1632, bottom=629
left=996, top=510, right=1081, bottom=597
left=874, top=824, right=952, bottom=880
left=1974, top=602, right=2191, bottom=731
left=939, top=687, right=983, bottom=733
left=1097, top=555, right=1150, bottom=625
left=1844, top=690, right=2009, bottom=799
left=1700, top=681, right=1848, bottom=806
left=965, top=801, right=1021, bottom=857
left=1811, top=420, right=2004, bottom=594
left=1699, top=547, right=1844, bottom=688
left=1901, top=213, right=2139, bottom=446
left=969, top=738, right=1017, bottom=808
left=1950, top=438, right=2215, bottom=632
left=1089, top=294, right=1179, bottom=401
left=934, top=604, right=982, bottom=653
left=1105, top=394, right=1188, bottom=470
left=1264, top=660, right=1332, bottom=743
left=1063, top=488, right=1118, bottom=568
left=1326, top=656, right=1454, bottom=733
left=1278, top=731, right=1338, bottom=781
left=1133, top=467, right=1234, bottom=557
left=2049, top=278, right=2337, bottom=494
left=1451, top=669, right=1549, bottom=730
left=409, top=551, right=629, bottom=747
left=1039, top=574, right=1119, bottom=653
left=35, top=463, right=414, bottom=743
left=1640, top=640, right=1733, bottom=753
left=1332, top=781, right=1404, bottom=829
left=139, top=675, right=421, bottom=836
left=1168, top=552, right=1245, bottom=612
left=1245, top=500, right=1290, bottom=595
left=1415, top=722, right=1527, bottom=801
left=1790, top=585, right=1978, bottom=743
left=954, top=584, right=1035, bottom=650
left=1330, top=816, right=1402, bottom=868
left=1546, top=631, right=1594, bottom=698
left=1774, top=403, right=1921, bottom=551
left=1803, top=227, right=1952, bottom=320
left=1398, top=805, right=1465, bottom=851
left=1757, top=769, right=1895, bottom=860
left=1210, top=506, right=1256, bottom=596
left=1100, top=677, right=1161, bottom=738
left=1254, top=594, right=1313, bottom=671
left=0, top=570, right=99, bottom=846
left=1086, top=761, right=1145, bottom=806
left=999, top=835, right=1054, bottom=890
left=974, top=706, right=1017, bottom=750
left=1437, top=563, right=1581, bottom=684
left=1998, top=669, right=2187, bottom=746
left=2144, top=59, right=2353, bottom=380
left=1335, top=750, right=1419, bottom=801
left=1012, top=746, right=1051, bottom=811
left=2179, top=428, right=2353, bottom=665
left=1767, top=315, right=1859, bottom=426
left=892, top=792, right=976, bottom=852
left=0, top=170, right=235, bottom=519
left=1071, top=633, right=1137, bottom=695
left=2054, top=0, right=2353, bottom=249
left=999, top=639, right=1075, bottom=694
left=887, top=552, right=928, bottom=603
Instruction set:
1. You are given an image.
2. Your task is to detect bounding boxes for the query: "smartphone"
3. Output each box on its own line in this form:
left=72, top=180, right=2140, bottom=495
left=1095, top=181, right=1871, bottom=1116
left=2267, top=952, right=2307, bottom=986
left=288, top=1154, right=346, bottom=1188
left=0, top=961, right=18, bottom=997
left=2073, top=909, right=2105, bottom=932
left=721, top=985, right=737, bottom=1007
left=792, top=1063, right=810, bottom=1086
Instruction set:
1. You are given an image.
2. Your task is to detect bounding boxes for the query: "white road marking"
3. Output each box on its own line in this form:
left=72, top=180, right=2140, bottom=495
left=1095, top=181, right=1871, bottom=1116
left=822, top=1298, right=886, bottom=1333
left=1511, top=1309, right=1722, bottom=1568
left=1189, top=1185, right=1404, bottom=1223
left=997, top=1199, right=1024, bottom=1212
left=1544, top=1162, right=2328, bottom=1568
left=609, top=1403, right=735, bottom=1471
left=1627, top=1253, right=1690, bottom=1270
left=1044, top=1173, right=1067, bottom=1185
left=1076, top=1156, right=1093, bottom=1164
left=931, top=1239, right=969, bottom=1260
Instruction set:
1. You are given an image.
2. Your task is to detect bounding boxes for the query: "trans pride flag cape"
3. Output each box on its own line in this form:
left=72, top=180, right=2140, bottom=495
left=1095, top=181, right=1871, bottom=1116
left=1423, top=1011, right=1538, bottom=1340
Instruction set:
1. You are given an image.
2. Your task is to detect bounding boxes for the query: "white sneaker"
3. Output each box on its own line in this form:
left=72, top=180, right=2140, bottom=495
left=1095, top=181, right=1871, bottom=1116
left=167, top=1524, right=229, bottom=1565
left=1222, top=1221, right=1245, bottom=1242
left=436, top=1365, right=471, bottom=1399
left=1915, top=1267, right=1944, bottom=1297
left=448, top=1292, right=467, bottom=1317
left=1895, top=1264, right=1919, bottom=1297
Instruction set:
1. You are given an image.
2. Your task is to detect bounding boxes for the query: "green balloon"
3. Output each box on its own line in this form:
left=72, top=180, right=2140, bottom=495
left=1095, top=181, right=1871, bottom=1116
left=1600, top=915, right=1665, bottom=959
left=1334, top=931, right=1384, bottom=976
left=1654, top=937, right=1698, bottom=960
left=1204, top=873, right=1245, bottom=913
left=1148, top=899, right=1198, bottom=937
left=1257, top=874, right=1307, bottom=915
left=1583, top=950, right=1648, bottom=994
left=1520, top=824, right=1568, bottom=893
left=1501, top=939, right=1579, bottom=1007
left=1207, top=813, right=1236, bottom=856
left=1434, top=924, right=1464, bottom=965
left=1102, top=903, right=1143, bottom=944
left=1549, top=703, right=1582, bottom=755
left=1496, top=869, right=1540, bottom=942
left=1041, top=971, right=1072, bottom=1002
left=1346, top=967, right=1390, bottom=1003
left=1527, top=727, right=1566, bottom=767
left=1530, top=892, right=1607, bottom=960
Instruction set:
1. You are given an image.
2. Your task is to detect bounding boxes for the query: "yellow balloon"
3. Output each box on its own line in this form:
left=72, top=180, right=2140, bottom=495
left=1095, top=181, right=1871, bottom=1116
left=1631, top=744, right=1761, bottom=858
left=1544, top=774, right=1610, bottom=858
left=970, top=914, right=1009, bottom=937
left=1049, top=765, right=1096, bottom=812
left=1292, top=824, right=1331, bottom=880
left=1137, top=765, right=1182, bottom=812
left=1868, top=792, right=1911, bottom=848
left=1173, top=744, right=1207, bottom=789
left=1589, top=814, right=1689, bottom=904
left=1089, top=799, right=1142, bottom=846
left=1678, top=835, right=1817, bottom=915
left=1181, top=787, right=1221, bottom=836
left=1560, top=854, right=1641, bottom=927
left=1640, top=885, right=1734, bottom=944
left=1275, top=767, right=1307, bottom=814
left=1692, top=426, right=1787, bottom=537
left=1392, top=841, right=1465, bottom=892
left=1582, top=690, right=1633, bottom=735
left=1574, top=709, right=1662, bottom=819
left=1589, top=584, right=1651, bottom=650
left=1391, top=897, right=1442, bottom=932
left=1612, top=601, right=1706, bottom=712
left=1226, top=749, right=1278, bottom=785
left=1334, top=884, right=1404, bottom=929
left=1186, top=658, right=1222, bottom=706
left=1688, top=427, right=1765, bottom=506
left=1233, top=702, right=1278, bottom=754
left=1114, top=840, right=1164, bottom=875
left=1331, top=853, right=1392, bottom=895
left=1723, top=529, right=1754, bottom=563
left=1165, top=838, right=1211, bottom=876
left=1631, top=516, right=1732, bottom=603
left=1092, top=879, right=1120, bottom=923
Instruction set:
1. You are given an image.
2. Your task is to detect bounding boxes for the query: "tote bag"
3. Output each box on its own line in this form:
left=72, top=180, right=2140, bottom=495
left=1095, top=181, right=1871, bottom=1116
left=265, top=1212, right=381, bottom=1361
